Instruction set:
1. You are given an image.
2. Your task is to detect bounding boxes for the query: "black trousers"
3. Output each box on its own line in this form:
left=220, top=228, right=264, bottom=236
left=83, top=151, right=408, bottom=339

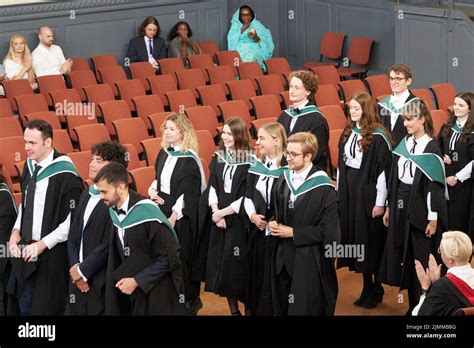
left=275, top=266, right=292, bottom=316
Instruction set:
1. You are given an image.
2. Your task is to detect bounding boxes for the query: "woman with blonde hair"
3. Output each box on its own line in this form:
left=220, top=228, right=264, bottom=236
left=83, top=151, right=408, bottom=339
left=147, top=113, right=206, bottom=315
left=413, top=231, right=474, bottom=315
left=244, top=122, right=287, bottom=315
left=3, top=35, right=37, bottom=89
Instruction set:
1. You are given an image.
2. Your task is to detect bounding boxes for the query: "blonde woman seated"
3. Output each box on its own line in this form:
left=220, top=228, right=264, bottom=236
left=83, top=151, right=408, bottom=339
left=3, top=35, right=37, bottom=89
left=413, top=231, right=474, bottom=315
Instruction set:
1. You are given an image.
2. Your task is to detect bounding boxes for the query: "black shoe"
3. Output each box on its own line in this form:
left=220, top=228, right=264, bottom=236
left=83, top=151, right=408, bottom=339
left=362, top=288, right=384, bottom=309
left=231, top=310, right=242, bottom=316
left=353, top=289, right=371, bottom=307
left=186, top=297, right=203, bottom=316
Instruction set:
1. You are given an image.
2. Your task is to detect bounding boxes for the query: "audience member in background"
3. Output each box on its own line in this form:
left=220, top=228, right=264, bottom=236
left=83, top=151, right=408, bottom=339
left=437, top=92, right=474, bottom=240
left=277, top=70, right=330, bottom=173
left=227, top=5, right=274, bottom=71
left=337, top=92, right=392, bottom=309
left=0, top=163, right=17, bottom=315
left=148, top=113, right=206, bottom=315
left=66, top=141, right=127, bottom=316
left=3, top=35, right=37, bottom=89
left=378, top=100, right=448, bottom=315
left=378, top=64, right=419, bottom=146
left=127, top=16, right=167, bottom=70
left=244, top=122, right=287, bottom=315
left=167, top=21, right=202, bottom=66
left=32, top=26, right=73, bottom=77
left=413, top=231, right=473, bottom=315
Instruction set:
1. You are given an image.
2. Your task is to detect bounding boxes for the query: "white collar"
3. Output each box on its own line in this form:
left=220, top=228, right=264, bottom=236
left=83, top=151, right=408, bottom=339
left=391, top=89, right=410, bottom=103
left=409, top=133, right=431, bottom=146
left=447, top=264, right=474, bottom=289
left=292, top=99, right=309, bottom=110
left=116, top=192, right=130, bottom=213
left=265, top=156, right=278, bottom=168
left=32, top=149, right=55, bottom=170
left=457, top=117, right=468, bottom=128
left=292, top=163, right=313, bottom=180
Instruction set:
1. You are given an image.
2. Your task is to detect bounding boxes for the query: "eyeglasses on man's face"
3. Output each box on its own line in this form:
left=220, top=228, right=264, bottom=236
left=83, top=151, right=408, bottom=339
left=389, top=77, right=406, bottom=82
left=285, top=152, right=305, bottom=159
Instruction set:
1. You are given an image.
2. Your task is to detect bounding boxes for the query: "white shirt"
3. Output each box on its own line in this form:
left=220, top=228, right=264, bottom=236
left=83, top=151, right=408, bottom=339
left=13, top=150, right=72, bottom=249
left=289, top=163, right=313, bottom=203
left=147, top=146, right=184, bottom=219
left=32, top=44, right=66, bottom=77
left=449, top=118, right=472, bottom=182
left=244, top=156, right=278, bottom=218
left=341, top=128, right=387, bottom=206
left=115, top=193, right=130, bottom=249
left=208, top=152, right=243, bottom=214
left=76, top=187, right=101, bottom=282
left=389, top=90, right=410, bottom=131
left=3, top=58, right=28, bottom=80
left=290, top=99, right=309, bottom=132
left=412, top=263, right=474, bottom=315
left=144, top=36, right=157, bottom=64
left=397, top=134, right=438, bottom=220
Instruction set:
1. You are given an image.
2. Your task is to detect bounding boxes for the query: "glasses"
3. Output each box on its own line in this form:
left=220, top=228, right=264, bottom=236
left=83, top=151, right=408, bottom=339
left=389, top=77, right=406, bottom=82
left=285, top=152, right=304, bottom=159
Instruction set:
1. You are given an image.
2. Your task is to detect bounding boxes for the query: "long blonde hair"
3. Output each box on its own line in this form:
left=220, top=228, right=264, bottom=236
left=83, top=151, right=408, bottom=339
left=259, top=122, right=287, bottom=166
left=3, top=35, right=32, bottom=66
left=160, top=113, right=199, bottom=153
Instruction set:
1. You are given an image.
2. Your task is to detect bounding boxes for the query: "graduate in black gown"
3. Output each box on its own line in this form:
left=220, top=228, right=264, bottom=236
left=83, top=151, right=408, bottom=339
left=67, top=141, right=128, bottom=315
left=7, top=119, right=84, bottom=315
left=379, top=100, right=448, bottom=314
left=437, top=92, right=474, bottom=240
left=94, top=162, right=186, bottom=315
left=244, top=122, right=287, bottom=315
left=0, top=163, right=17, bottom=315
left=378, top=64, right=420, bottom=146
left=269, top=132, right=340, bottom=315
left=337, top=92, right=392, bottom=309
left=413, top=231, right=474, bottom=315
left=148, top=113, right=206, bottom=315
left=202, top=117, right=252, bottom=315
left=277, top=70, right=330, bottom=173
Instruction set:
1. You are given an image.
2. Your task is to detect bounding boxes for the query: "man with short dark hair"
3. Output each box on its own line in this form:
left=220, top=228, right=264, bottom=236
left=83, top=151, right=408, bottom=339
left=379, top=64, right=420, bottom=146
left=94, top=162, right=186, bottom=315
left=269, top=132, right=340, bottom=315
left=66, top=141, right=127, bottom=315
left=8, top=119, right=84, bottom=315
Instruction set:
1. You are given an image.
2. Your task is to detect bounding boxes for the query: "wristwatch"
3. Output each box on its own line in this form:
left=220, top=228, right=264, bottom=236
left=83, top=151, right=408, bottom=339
left=421, top=287, right=429, bottom=296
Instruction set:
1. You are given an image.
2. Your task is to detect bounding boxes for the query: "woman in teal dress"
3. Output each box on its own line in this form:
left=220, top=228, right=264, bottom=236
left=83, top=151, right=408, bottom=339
left=227, top=5, right=274, bottom=71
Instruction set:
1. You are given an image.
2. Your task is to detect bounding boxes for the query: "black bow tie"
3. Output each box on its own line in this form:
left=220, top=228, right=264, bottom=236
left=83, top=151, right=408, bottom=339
left=113, top=207, right=126, bottom=216
left=167, top=146, right=175, bottom=152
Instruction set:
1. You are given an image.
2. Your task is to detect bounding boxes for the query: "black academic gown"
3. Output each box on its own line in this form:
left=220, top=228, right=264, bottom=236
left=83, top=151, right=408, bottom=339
left=271, top=166, right=340, bottom=315
left=0, top=185, right=17, bottom=315
left=7, top=150, right=84, bottom=315
left=277, top=105, right=330, bottom=173
left=379, top=92, right=418, bottom=147
left=154, top=149, right=202, bottom=300
left=67, top=188, right=112, bottom=315
left=337, top=130, right=392, bottom=273
left=105, top=190, right=186, bottom=315
left=244, top=157, right=286, bottom=316
left=200, top=155, right=250, bottom=302
left=418, top=276, right=473, bottom=316
left=437, top=124, right=474, bottom=239
left=378, top=140, right=448, bottom=290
